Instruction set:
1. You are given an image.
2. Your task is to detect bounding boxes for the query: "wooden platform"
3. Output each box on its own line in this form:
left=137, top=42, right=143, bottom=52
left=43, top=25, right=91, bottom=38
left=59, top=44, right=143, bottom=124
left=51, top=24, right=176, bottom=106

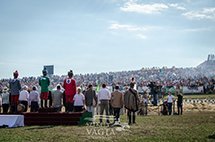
left=24, top=112, right=84, bottom=126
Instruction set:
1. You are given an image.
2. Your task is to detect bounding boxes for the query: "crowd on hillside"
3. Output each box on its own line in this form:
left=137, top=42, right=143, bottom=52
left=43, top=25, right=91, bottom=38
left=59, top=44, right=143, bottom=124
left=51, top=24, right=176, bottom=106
left=0, top=67, right=214, bottom=94
left=0, top=67, right=214, bottom=125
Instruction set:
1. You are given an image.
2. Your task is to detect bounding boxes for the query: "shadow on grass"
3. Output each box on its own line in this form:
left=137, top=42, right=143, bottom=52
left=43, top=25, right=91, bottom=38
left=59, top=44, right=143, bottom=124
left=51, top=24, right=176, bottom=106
left=24, top=125, right=55, bottom=130
left=208, top=131, right=215, bottom=140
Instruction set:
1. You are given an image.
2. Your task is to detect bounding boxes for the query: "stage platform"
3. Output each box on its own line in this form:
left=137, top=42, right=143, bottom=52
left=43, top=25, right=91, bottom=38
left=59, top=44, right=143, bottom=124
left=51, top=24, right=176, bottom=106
left=24, top=112, right=85, bottom=126
left=0, top=108, right=92, bottom=126
left=0, top=114, right=24, bottom=128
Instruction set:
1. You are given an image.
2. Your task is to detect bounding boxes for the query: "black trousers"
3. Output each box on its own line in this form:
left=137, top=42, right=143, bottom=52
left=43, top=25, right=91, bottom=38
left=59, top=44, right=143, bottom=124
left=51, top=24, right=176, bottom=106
left=30, top=101, right=39, bottom=112
left=74, top=106, right=83, bottom=112
left=65, top=102, right=74, bottom=112
left=127, top=110, right=136, bottom=125
left=168, top=103, right=172, bottom=115
left=2, top=104, right=9, bottom=114
left=48, top=91, right=52, bottom=107
left=113, top=108, right=121, bottom=122
left=177, top=104, right=183, bottom=115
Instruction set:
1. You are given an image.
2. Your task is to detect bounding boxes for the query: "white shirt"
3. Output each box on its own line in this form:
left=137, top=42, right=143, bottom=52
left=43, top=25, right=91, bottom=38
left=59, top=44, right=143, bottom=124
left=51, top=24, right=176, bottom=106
left=1, top=92, right=10, bottom=104
left=73, top=93, right=85, bottom=106
left=29, top=91, right=39, bottom=102
left=19, top=90, right=29, bottom=101
left=167, top=95, right=174, bottom=103
left=97, top=88, right=111, bottom=101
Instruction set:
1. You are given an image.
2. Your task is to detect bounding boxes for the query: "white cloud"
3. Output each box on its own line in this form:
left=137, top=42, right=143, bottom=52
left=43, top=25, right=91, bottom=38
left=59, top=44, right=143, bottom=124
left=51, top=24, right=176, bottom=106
left=109, top=22, right=161, bottom=32
left=109, top=22, right=147, bottom=31
left=109, top=22, right=150, bottom=39
left=120, top=2, right=168, bottom=14
left=168, top=3, right=186, bottom=11
left=182, top=28, right=211, bottom=32
left=183, top=8, right=215, bottom=20
left=109, top=22, right=162, bottom=39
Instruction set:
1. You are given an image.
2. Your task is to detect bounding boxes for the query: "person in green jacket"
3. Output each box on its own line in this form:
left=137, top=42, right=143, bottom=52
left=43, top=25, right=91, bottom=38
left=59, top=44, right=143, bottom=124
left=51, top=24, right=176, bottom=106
left=39, top=69, right=50, bottom=108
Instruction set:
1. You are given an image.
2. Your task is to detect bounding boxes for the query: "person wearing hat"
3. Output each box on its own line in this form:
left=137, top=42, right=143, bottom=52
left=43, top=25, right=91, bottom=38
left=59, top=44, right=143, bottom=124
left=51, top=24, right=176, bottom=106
left=19, top=85, right=29, bottom=112
left=39, top=69, right=50, bottom=108
left=0, top=87, right=10, bottom=113
left=63, top=70, right=76, bottom=112
left=9, top=70, right=21, bottom=113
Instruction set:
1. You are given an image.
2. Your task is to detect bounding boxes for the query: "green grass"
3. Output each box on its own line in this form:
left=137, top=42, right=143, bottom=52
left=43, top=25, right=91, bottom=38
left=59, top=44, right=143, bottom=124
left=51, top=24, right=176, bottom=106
left=183, top=94, right=215, bottom=99
left=0, top=112, right=215, bottom=142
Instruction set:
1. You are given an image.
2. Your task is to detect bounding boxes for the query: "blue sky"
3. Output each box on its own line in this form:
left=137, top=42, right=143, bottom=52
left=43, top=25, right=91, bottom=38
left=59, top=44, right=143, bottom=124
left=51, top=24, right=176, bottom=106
left=0, top=0, right=214, bottom=79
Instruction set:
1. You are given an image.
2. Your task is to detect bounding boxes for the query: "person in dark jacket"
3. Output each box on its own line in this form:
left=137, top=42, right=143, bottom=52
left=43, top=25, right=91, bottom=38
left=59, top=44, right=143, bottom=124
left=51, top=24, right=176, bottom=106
left=84, top=84, right=97, bottom=116
left=9, top=70, right=21, bottom=113
left=124, top=83, right=139, bottom=125
left=176, top=85, right=183, bottom=115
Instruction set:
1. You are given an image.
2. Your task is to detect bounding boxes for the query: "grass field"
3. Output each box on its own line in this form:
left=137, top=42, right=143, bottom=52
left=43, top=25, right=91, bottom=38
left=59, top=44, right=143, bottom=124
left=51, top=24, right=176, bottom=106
left=0, top=111, right=215, bottom=142
left=183, top=94, right=215, bottom=99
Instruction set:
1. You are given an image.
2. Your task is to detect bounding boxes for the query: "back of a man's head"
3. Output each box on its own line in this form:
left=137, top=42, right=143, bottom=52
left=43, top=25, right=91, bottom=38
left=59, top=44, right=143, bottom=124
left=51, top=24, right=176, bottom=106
left=102, top=84, right=106, bottom=88
left=57, top=85, right=61, bottom=90
left=115, top=85, right=119, bottom=90
left=88, top=84, right=93, bottom=89
left=68, top=70, right=73, bottom=78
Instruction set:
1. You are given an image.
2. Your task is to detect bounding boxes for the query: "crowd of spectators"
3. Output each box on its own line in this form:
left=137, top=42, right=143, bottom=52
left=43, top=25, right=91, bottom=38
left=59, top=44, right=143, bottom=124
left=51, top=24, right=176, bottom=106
left=0, top=66, right=214, bottom=93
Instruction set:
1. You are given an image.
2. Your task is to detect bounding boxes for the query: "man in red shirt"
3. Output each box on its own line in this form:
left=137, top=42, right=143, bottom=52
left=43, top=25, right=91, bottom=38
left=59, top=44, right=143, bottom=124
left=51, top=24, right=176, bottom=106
left=63, top=70, right=76, bottom=112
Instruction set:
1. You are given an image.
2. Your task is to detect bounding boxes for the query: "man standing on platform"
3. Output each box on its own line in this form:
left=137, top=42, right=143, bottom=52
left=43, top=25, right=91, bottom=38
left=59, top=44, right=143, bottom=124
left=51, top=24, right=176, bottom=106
left=63, top=70, right=76, bottom=112
left=39, top=69, right=50, bottom=108
left=52, top=85, right=63, bottom=112
left=9, top=70, right=21, bottom=113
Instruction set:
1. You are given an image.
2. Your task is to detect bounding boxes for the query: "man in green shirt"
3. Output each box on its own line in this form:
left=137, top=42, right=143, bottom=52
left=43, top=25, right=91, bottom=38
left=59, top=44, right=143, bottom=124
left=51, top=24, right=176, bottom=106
left=39, top=69, right=50, bottom=108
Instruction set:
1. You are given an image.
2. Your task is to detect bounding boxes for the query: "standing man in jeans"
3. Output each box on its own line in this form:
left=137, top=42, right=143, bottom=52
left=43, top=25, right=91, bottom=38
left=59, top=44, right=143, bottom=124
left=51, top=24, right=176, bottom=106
left=111, top=85, right=123, bottom=123
left=97, top=84, right=111, bottom=124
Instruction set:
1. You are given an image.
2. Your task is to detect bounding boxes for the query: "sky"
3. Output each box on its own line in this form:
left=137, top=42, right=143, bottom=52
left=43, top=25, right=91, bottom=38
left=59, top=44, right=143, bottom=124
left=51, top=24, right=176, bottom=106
left=0, top=0, right=214, bottom=79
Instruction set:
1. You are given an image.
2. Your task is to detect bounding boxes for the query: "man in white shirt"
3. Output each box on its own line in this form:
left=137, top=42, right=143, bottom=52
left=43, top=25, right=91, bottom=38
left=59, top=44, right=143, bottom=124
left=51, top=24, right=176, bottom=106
left=97, top=84, right=111, bottom=123
left=167, top=91, right=174, bottom=115
left=29, top=86, right=40, bottom=112
left=73, top=87, right=85, bottom=112
left=0, top=87, right=10, bottom=113
left=19, top=85, right=29, bottom=112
